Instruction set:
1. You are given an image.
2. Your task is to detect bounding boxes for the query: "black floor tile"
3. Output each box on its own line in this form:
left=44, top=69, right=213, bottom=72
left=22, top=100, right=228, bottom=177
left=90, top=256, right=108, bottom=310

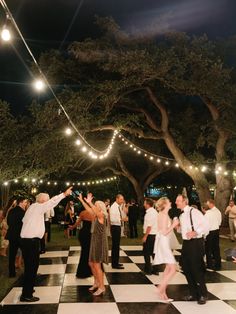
left=106, top=272, right=152, bottom=285
left=108, top=256, right=132, bottom=264
left=220, top=262, right=236, bottom=271
left=15, top=274, right=65, bottom=287
left=0, top=304, right=58, bottom=314
left=39, top=257, right=68, bottom=265
left=43, top=246, right=69, bottom=251
left=65, top=264, right=77, bottom=273
left=136, top=263, right=165, bottom=272
left=60, top=285, right=115, bottom=303
left=224, top=300, right=236, bottom=310
left=165, top=284, right=219, bottom=301
left=124, top=250, right=143, bottom=256
left=205, top=270, right=235, bottom=283
left=68, top=251, right=81, bottom=256
left=117, top=302, right=181, bottom=314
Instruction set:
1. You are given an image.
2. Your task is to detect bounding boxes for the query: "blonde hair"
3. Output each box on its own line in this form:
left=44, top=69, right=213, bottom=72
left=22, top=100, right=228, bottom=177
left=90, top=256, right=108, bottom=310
left=156, top=197, right=170, bottom=212
left=95, top=201, right=108, bottom=218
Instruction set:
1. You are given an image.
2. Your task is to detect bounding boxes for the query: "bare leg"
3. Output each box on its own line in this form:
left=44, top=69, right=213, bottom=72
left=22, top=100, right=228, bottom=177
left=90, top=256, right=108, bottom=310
left=93, top=263, right=105, bottom=290
left=158, top=264, right=176, bottom=299
left=88, top=262, right=98, bottom=290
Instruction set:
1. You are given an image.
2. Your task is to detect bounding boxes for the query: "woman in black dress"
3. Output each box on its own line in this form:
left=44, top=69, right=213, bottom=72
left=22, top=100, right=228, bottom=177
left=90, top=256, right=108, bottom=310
left=70, top=209, right=94, bottom=278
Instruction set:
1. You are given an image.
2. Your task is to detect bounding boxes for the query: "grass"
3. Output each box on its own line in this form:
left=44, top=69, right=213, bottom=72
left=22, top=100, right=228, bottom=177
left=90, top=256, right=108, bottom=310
left=0, top=223, right=234, bottom=302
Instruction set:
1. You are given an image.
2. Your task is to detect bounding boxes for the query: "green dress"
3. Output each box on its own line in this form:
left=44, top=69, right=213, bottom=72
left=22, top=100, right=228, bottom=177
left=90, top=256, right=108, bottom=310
left=89, top=218, right=109, bottom=264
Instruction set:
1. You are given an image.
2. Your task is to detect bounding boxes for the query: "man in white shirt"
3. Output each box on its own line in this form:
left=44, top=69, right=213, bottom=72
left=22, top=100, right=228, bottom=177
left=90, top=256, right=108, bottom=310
left=176, top=194, right=209, bottom=305
left=142, top=198, right=158, bottom=275
left=205, top=199, right=222, bottom=270
left=20, top=186, right=72, bottom=302
left=110, top=194, right=127, bottom=269
left=225, top=200, right=236, bottom=241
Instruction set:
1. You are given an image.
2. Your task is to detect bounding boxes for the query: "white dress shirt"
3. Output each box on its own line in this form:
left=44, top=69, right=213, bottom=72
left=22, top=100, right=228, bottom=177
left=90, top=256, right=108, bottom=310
left=21, top=193, right=65, bottom=239
left=143, top=207, right=158, bottom=235
left=110, top=202, right=122, bottom=226
left=179, top=205, right=209, bottom=240
left=45, top=208, right=55, bottom=221
left=204, top=206, right=222, bottom=231
left=225, top=205, right=236, bottom=218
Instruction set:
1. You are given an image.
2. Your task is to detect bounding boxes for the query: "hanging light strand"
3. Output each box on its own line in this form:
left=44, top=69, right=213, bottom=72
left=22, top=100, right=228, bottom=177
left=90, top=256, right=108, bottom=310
left=0, top=0, right=116, bottom=155
left=2, top=175, right=118, bottom=187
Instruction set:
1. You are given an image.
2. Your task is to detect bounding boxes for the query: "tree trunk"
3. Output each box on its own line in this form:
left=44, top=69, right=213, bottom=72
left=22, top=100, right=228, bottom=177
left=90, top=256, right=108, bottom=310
left=131, top=180, right=145, bottom=207
left=215, top=163, right=234, bottom=214
left=164, top=132, right=211, bottom=205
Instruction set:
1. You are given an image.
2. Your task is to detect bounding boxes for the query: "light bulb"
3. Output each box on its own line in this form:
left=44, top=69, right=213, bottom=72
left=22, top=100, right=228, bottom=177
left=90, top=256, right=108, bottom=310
left=65, top=128, right=72, bottom=135
left=75, top=139, right=81, bottom=145
left=33, top=79, right=45, bottom=91
left=1, top=28, right=11, bottom=41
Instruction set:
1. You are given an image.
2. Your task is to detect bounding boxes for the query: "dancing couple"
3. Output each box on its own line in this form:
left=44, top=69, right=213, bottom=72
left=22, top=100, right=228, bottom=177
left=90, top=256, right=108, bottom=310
left=153, top=195, right=209, bottom=305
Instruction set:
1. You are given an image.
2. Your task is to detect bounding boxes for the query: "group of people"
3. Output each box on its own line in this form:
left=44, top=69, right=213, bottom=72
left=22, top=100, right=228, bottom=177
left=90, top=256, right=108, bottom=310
left=0, top=186, right=235, bottom=305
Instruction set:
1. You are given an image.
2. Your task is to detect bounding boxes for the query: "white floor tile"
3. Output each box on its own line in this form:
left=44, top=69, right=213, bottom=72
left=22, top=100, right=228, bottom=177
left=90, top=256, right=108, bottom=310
left=1, top=286, right=61, bottom=305
left=173, top=300, right=236, bottom=314
left=120, top=245, right=143, bottom=250
left=128, top=256, right=145, bottom=263
left=67, top=256, right=80, bottom=264
left=147, top=271, right=187, bottom=285
left=38, top=264, right=66, bottom=274
left=40, top=251, right=69, bottom=258
left=207, top=282, right=236, bottom=300
left=63, top=274, right=108, bottom=286
left=69, top=246, right=81, bottom=251
left=103, top=263, right=141, bottom=273
left=110, top=284, right=158, bottom=302
left=173, top=249, right=182, bottom=255
left=58, top=303, right=120, bottom=314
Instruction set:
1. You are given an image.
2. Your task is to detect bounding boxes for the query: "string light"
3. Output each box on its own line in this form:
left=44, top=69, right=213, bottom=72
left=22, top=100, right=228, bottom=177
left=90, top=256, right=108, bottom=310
left=33, top=79, right=45, bottom=92
left=0, top=0, right=120, bottom=157
left=1, top=28, right=10, bottom=41
left=1, top=175, right=118, bottom=187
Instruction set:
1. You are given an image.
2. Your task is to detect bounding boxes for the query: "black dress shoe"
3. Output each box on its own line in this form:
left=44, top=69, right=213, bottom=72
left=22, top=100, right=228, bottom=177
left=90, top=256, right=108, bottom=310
left=183, top=295, right=196, bottom=301
left=112, top=265, right=124, bottom=269
left=198, top=296, right=207, bottom=305
left=118, top=263, right=123, bottom=267
left=20, top=296, right=40, bottom=302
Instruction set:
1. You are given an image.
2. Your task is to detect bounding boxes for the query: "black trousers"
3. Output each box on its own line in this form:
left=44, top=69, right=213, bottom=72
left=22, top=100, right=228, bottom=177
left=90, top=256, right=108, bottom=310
left=182, top=238, right=208, bottom=299
left=205, top=229, right=221, bottom=269
left=8, top=239, right=21, bottom=277
left=129, top=219, right=138, bottom=238
left=143, top=234, right=157, bottom=273
left=111, top=225, right=121, bottom=267
left=20, top=238, right=40, bottom=298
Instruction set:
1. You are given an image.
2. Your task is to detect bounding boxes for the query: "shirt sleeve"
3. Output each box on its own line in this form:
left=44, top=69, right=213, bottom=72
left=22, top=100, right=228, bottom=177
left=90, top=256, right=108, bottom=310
left=39, top=193, right=65, bottom=214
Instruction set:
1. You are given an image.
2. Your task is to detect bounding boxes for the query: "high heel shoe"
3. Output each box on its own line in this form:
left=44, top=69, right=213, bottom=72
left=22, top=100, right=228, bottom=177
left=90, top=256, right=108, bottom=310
left=88, top=285, right=98, bottom=292
left=93, top=288, right=105, bottom=296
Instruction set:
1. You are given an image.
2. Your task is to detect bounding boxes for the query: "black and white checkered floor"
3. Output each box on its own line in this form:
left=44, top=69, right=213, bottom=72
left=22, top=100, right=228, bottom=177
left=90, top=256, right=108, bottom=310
left=1, top=245, right=236, bottom=314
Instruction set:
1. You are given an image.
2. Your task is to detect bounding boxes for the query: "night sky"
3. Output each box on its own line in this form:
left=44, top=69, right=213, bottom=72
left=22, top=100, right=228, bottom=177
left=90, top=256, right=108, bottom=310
left=0, top=0, right=236, bottom=114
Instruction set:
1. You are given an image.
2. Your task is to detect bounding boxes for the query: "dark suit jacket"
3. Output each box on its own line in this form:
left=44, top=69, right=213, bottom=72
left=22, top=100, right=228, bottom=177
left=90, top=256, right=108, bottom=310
left=6, top=206, right=25, bottom=241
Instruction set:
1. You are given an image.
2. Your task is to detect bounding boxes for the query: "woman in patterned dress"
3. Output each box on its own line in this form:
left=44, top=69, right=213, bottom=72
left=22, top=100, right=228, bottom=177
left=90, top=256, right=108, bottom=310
left=78, top=193, right=108, bottom=296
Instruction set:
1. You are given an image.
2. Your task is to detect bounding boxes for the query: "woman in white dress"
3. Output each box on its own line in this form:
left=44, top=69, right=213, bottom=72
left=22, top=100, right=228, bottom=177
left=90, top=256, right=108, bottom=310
left=153, top=197, right=179, bottom=302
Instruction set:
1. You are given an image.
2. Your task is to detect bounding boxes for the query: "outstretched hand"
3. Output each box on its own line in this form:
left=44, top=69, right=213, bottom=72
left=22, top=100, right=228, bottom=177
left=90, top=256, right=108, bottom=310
left=64, top=186, right=73, bottom=197
left=84, top=192, right=93, bottom=204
